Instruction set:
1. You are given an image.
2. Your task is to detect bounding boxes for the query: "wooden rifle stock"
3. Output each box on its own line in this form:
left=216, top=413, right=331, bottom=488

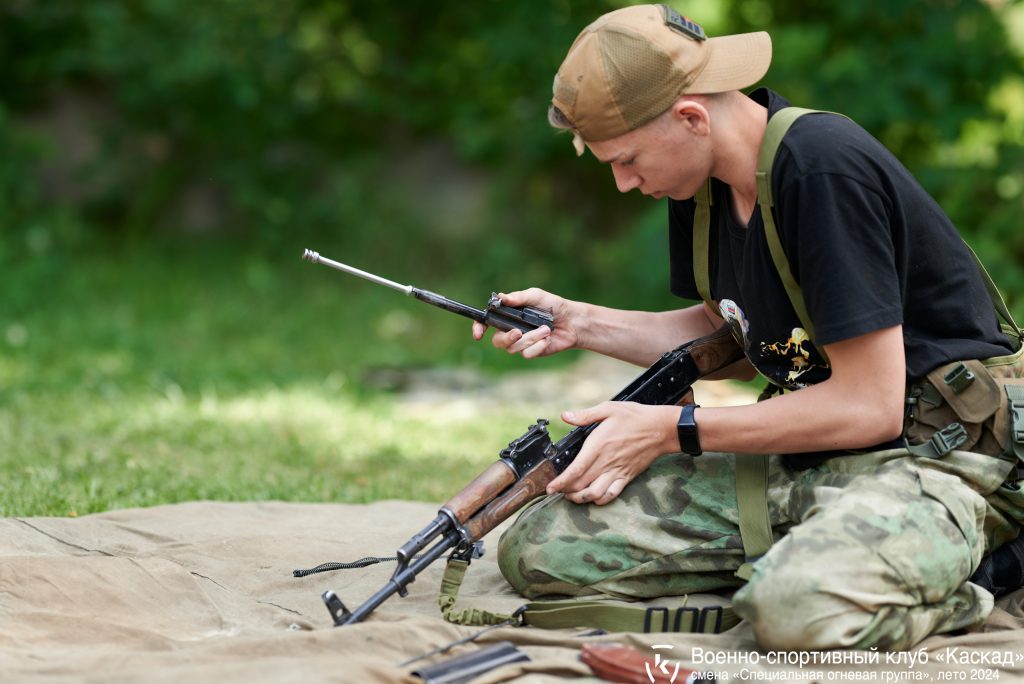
left=462, top=461, right=558, bottom=540
left=443, top=461, right=519, bottom=523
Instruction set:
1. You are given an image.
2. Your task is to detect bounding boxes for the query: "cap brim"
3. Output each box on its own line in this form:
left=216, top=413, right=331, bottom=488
left=687, top=31, right=772, bottom=94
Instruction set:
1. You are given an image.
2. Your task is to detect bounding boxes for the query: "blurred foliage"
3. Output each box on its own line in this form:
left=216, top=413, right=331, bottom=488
left=2, top=1, right=1024, bottom=514
left=1, top=0, right=1023, bottom=313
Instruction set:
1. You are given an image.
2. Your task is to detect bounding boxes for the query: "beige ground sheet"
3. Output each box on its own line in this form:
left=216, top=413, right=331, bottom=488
left=1, top=500, right=1022, bottom=683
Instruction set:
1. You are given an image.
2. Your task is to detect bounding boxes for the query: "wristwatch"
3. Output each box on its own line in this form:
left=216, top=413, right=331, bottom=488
left=677, top=404, right=702, bottom=456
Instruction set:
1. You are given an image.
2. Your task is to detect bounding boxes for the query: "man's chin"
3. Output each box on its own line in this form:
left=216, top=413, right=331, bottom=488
left=667, top=187, right=701, bottom=201
left=647, top=189, right=687, bottom=200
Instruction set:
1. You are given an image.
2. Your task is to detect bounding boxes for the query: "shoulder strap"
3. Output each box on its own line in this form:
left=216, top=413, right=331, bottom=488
left=755, top=107, right=825, bottom=354
left=689, top=108, right=826, bottom=341
left=733, top=455, right=774, bottom=580
left=692, top=179, right=714, bottom=309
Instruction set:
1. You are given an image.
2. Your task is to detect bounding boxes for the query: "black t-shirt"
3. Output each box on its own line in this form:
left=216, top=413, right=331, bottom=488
left=669, top=89, right=1012, bottom=394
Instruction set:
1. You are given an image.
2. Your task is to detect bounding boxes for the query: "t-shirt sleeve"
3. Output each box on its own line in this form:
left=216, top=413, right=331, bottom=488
left=775, top=170, right=904, bottom=347
left=668, top=198, right=702, bottom=301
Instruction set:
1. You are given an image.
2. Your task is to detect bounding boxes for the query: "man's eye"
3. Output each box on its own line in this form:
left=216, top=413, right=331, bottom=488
left=622, top=158, right=635, bottom=166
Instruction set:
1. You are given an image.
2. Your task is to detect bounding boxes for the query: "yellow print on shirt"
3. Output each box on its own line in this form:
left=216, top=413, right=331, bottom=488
left=761, top=327, right=826, bottom=385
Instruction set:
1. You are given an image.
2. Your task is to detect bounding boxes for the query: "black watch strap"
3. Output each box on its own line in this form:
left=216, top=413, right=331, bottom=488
left=677, top=404, right=702, bottom=456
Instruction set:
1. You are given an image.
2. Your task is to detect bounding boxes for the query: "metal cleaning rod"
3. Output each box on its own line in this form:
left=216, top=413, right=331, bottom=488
left=301, top=249, right=413, bottom=296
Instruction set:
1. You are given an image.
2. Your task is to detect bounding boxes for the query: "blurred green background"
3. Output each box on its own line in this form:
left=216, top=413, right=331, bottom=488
left=2, top=0, right=1023, bottom=516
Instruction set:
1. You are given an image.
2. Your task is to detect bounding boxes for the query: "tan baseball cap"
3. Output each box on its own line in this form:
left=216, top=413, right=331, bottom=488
left=552, top=4, right=772, bottom=152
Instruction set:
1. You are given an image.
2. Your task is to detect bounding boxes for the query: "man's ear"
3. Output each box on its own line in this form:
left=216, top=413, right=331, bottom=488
left=670, top=97, right=711, bottom=136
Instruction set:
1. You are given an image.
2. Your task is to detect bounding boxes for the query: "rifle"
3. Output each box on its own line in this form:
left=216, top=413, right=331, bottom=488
left=321, top=324, right=744, bottom=626
left=302, top=249, right=553, bottom=333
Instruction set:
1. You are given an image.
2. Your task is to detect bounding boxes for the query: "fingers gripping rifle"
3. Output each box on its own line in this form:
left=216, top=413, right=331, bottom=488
left=322, top=324, right=744, bottom=627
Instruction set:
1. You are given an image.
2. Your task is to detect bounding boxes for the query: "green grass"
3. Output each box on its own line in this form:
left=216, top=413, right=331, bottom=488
left=0, top=385, right=556, bottom=516
left=0, top=238, right=573, bottom=516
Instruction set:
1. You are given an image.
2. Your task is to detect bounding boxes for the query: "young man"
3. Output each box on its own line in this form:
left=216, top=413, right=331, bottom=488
left=472, top=4, right=1024, bottom=651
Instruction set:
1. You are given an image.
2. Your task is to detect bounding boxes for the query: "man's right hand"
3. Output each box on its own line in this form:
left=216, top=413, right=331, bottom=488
left=472, top=288, right=580, bottom=359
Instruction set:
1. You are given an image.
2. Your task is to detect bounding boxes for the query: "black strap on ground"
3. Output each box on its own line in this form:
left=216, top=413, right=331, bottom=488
left=292, top=556, right=399, bottom=578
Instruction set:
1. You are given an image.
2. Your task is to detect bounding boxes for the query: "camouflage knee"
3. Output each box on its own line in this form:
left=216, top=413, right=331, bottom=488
left=498, top=453, right=749, bottom=599
left=733, top=560, right=992, bottom=652
left=497, top=494, right=608, bottom=598
left=733, top=463, right=991, bottom=651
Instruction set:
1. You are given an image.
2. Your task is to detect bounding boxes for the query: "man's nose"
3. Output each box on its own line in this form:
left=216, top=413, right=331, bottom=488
left=611, top=164, right=641, bottom=193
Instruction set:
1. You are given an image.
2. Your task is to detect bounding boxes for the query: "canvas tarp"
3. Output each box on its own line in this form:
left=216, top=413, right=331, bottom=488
left=1, top=500, right=1022, bottom=683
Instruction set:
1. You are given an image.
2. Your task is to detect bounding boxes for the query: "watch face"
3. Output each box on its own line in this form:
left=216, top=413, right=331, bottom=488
left=677, top=405, right=701, bottom=455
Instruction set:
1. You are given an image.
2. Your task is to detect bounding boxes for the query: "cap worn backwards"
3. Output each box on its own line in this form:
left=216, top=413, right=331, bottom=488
left=552, top=4, right=772, bottom=153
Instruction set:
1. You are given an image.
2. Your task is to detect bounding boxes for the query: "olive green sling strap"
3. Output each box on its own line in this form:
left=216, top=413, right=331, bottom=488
left=438, top=557, right=741, bottom=633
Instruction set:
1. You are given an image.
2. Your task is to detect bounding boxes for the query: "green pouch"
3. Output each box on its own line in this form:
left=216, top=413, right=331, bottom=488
left=907, top=348, right=1024, bottom=462
left=907, top=359, right=999, bottom=454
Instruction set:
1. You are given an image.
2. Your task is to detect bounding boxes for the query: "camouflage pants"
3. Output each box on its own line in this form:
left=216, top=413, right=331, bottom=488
left=497, top=448, right=1023, bottom=651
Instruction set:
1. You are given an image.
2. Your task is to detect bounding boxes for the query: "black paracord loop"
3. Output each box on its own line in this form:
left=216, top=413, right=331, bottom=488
left=292, top=556, right=398, bottom=578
